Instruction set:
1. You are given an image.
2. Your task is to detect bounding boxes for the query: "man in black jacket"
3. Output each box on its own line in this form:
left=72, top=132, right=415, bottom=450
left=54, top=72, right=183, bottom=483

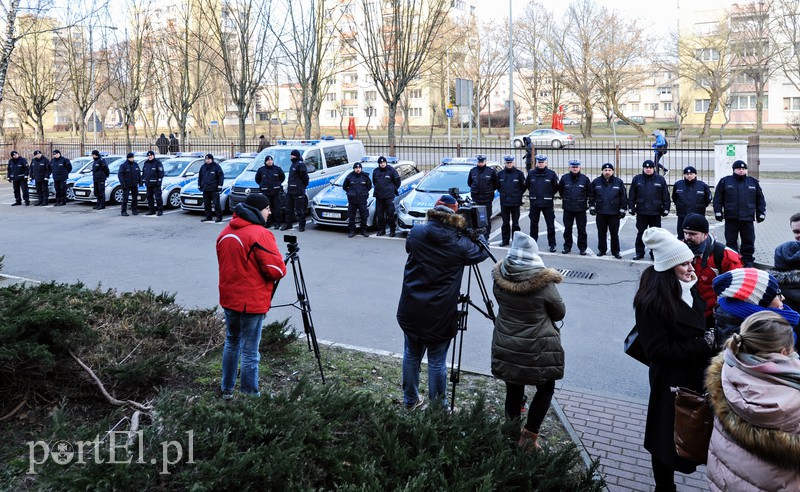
left=671, top=166, right=711, bottom=240
left=118, top=152, right=141, bottom=216
left=29, top=150, right=51, bottom=206
left=558, top=159, right=591, bottom=255
left=372, top=156, right=401, bottom=237
left=343, top=162, right=372, bottom=237
left=156, top=133, right=169, bottom=154
left=281, top=149, right=309, bottom=231
left=497, top=155, right=526, bottom=247
left=141, top=151, right=165, bottom=216
left=7, top=150, right=29, bottom=206
left=526, top=154, right=558, bottom=252
left=628, top=160, right=670, bottom=260
left=255, top=154, right=285, bottom=229
left=467, top=154, right=499, bottom=240
left=713, top=160, right=766, bottom=267
left=589, top=163, right=627, bottom=258
left=50, top=149, right=72, bottom=206
left=90, top=150, right=110, bottom=210
left=198, top=153, right=224, bottom=222
left=397, top=195, right=488, bottom=410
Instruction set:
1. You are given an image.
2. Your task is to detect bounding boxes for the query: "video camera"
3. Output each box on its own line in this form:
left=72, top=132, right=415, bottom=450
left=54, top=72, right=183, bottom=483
left=448, top=187, right=488, bottom=237
left=284, top=234, right=298, bottom=255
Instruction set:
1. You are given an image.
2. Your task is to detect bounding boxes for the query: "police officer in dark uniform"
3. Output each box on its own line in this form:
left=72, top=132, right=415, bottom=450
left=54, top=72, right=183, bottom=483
left=671, top=165, right=711, bottom=240
left=281, top=149, right=309, bottom=231
left=589, top=163, right=627, bottom=259
left=629, top=160, right=670, bottom=260
left=198, top=153, right=224, bottom=222
left=90, top=150, right=110, bottom=210
left=526, top=153, right=558, bottom=252
left=7, top=150, right=29, bottom=206
left=713, top=160, right=766, bottom=267
left=29, top=150, right=51, bottom=206
left=467, top=154, right=499, bottom=240
left=497, top=155, right=526, bottom=247
left=141, top=150, right=165, bottom=216
left=50, top=150, right=72, bottom=206
left=118, top=152, right=141, bottom=216
left=559, top=159, right=591, bottom=255
left=343, top=162, right=372, bottom=237
left=372, top=156, right=401, bottom=237
left=255, top=154, right=285, bottom=229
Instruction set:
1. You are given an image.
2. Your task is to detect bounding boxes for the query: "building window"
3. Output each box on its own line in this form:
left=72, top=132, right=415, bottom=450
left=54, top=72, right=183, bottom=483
left=663, top=102, right=672, bottom=111
left=784, top=97, right=800, bottom=110
left=645, top=103, right=659, bottom=111
left=408, top=108, right=422, bottom=117
left=343, top=73, right=358, bottom=84
left=695, top=48, right=720, bottom=61
left=365, top=90, right=377, bottom=101
left=365, top=107, right=376, bottom=117
left=618, top=104, right=627, bottom=111
left=657, top=86, right=672, bottom=95
left=326, top=93, right=336, bottom=101
left=327, top=110, right=337, bottom=118
left=629, top=103, right=639, bottom=112
left=409, top=89, right=422, bottom=98
left=695, top=99, right=718, bottom=112
left=730, top=94, right=765, bottom=110
left=343, top=91, right=358, bottom=100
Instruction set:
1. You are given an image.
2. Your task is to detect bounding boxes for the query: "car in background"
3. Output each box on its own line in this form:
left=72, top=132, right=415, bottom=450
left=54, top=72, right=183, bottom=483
left=72, top=153, right=173, bottom=204
left=28, top=153, right=124, bottom=202
left=512, top=128, right=576, bottom=149
left=563, top=118, right=580, bottom=126
left=396, top=157, right=501, bottom=233
left=310, top=156, right=423, bottom=228
left=519, top=116, right=543, bottom=126
left=616, top=116, right=646, bottom=125
left=179, top=153, right=255, bottom=214
left=137, top=152, right=221, bottom=209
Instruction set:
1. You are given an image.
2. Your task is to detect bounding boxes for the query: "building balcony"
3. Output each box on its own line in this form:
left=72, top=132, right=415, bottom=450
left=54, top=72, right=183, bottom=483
left=659, top=93, right=673, bottom=102
left=341, top=99, right=358, bottom=106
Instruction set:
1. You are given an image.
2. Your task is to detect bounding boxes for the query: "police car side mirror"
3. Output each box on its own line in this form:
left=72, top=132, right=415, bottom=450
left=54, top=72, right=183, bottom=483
left=329, top=178, right=335, bottom=184
left=306, top=164, right=316, bottom=173
left=411, top=183, right=417, bottom=189
left=185, top=172, right=196, bottom=177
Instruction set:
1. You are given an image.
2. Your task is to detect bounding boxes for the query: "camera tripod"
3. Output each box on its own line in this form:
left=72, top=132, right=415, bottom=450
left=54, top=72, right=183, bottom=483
left=449, top=234, right=497, bottom=411
left=272, top=236, right=325, bottom=383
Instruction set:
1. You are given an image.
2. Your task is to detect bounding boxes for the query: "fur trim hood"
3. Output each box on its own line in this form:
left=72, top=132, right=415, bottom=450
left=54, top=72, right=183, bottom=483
left=706, top=355, right=800, bottom=472
left=770, top=269, right=800, bottom=286
left=492, top=261, right=563, bottom=294
left=426, top=208, right=466, bottom=229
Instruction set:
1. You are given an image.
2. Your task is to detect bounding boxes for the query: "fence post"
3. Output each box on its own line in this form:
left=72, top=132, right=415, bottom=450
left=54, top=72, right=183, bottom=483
left=112, top=141, right=117, bottom=154
left=615, top=144, right=620, bottom=168
left=456, top=143, right=461, bottom=157
left=230, top=142, right=235, bottom=159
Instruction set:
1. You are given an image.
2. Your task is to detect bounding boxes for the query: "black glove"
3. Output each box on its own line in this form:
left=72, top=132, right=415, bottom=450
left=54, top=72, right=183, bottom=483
left=589, top=207, right=596, bottom=216
left=629, top=211, right=636, bottom=216
left=619, top=211, right=626, bottom=219
left=757, top=215, right=765, bottom=223
left=217, top=186, right=223, bottom=192
left=704, top=329, right=717, bottom=350
left=661, top=210, right=669, bottom=217
left=715, top=214, right=723, bottom=222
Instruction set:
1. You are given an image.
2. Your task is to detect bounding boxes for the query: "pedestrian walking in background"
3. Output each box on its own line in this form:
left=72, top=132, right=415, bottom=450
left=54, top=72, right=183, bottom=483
left=671, top=166, right=711, bottom=240
left=372, top=155, right=401, bottom=237
left=629, top=160, right=670, bottom=260
left=343, top=162, right=372, bottom=238
left=258, top=135, right=270, bottom=151
left=255, top=154, right=285, bottom=229
left=633, top=227, right=715, bottom=490
left=491, top=231, right=565, bottom=452
left=713, top=160, right=766, bottom=267
left=118, top=152, right=140, bottom=216
left=50, top=149, right=72, bottom=206
left=156, top=133, right=169, bottom=154
left=7, top=150, right=29, bottom=206
left=558, top=159, right=591, bottom=255
left=526, top=154, right=558, bottom=252
left=771, top=239, right=800, bottom=316
left=90, top=150, right=109, bottom=210
left=281, top=149, right=309, bottom=232
left=29, top=150, right=51, bottom=206
left=651, top=131, right=669, bottom=175
left=497, top=155, right=526, bottom=247
left=523, top=136, right=533, bottom=172
left=198, top=153, right=224, bottom=222
left=706, top=311, right=800, bottom=491
left=589, top=163, right=627, bottom=258
left=168, top=133, right=179, bottom=153
left=141, top=151, right=165, bottom=216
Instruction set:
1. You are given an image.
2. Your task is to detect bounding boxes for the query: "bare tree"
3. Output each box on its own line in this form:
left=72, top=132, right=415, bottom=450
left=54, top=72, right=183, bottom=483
left=514, top=2, right=552, bottom=128
left=345, top=0, right=451, bottom=154
left=775, top=0, right=800, bottom=95
left=464, top=19, right=508, bottom=136
left=201, top=0, right=277, bottom=149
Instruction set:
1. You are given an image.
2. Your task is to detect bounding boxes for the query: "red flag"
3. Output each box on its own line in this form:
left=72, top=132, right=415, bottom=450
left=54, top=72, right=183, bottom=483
left=347, top=117, right=357, bottom=138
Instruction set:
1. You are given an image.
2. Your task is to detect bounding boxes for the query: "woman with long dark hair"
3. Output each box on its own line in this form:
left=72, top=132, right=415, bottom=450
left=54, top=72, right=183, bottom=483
left=633, top=227, right=716, bottom=491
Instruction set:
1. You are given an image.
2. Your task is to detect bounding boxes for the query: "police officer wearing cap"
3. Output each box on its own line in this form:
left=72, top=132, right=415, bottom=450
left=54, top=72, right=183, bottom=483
left=7, top=150, right=29, bottom=206
left=118, top=152, right=141, bottom=216
left=255, top=154, right=285, bottom=229
left=525, top=153, right=558, bottom=252
left=343, top=162, right=372, bottom=237
left=50, top=149, right=72, bottom=206
left=29, top=150, right=51, bottom=206
left=141, top=150, right=165, bottom=216
left=467, top=154, right=499, bottom=240
left=198, top=153, right=224, bottom=222
left=497, top=155, right=526, bottom=246
left=90, top=150, right=110, bottom=210
left=372, top=155, right=401, bottom=236
left=671, top=165, right=711, bottom=240
left=589, top=163, right=627, bottom=258
left=713, top=160, right=766, bottom=267
left=559, top=159, right=591, bottom=255
left=629, top=159, right=670, bottom=260
left=282, top=149, right=310, bottom=231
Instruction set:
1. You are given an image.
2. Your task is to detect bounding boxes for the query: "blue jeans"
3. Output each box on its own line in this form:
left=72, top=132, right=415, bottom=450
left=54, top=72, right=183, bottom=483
left=221, top=309, right=265, bottom=395
left=402, top=334, right=451, bottom=408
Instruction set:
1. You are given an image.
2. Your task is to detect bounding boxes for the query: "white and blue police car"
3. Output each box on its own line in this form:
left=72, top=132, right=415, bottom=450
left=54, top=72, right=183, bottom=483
left=136, top=152, right=222, bottom=209
left=179, top=153, right=255, bottom=214
left=72, top=153, right=173, bottom=204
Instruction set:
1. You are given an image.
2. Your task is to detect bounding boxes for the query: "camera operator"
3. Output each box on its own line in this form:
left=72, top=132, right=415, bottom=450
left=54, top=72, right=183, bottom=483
left=216, top=194, right=287, bottom=400
left=467, top=154, right=499, bottom=240
left=397, top=195, right=489, bottom=410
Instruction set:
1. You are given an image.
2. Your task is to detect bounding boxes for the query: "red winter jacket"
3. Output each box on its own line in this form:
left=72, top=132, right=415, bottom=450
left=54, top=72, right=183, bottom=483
left=692, top=237, right=743, bottom=320
left=216, top=205, right=286, bottom=314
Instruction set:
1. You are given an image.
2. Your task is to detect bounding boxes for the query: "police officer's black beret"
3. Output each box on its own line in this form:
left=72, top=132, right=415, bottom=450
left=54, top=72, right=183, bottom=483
left=353, top=162, right=362, bottom=169
left=683, top=166, right=697, bottom=174
left=53, top=149, right=61, bottom=155
left=290, top=149, right=302, bottom=159
left=205, top=153, right=214, bottom=160
left=601, top=163, right=614, bottom=170
left=377, top=156, right=387, bottom=164
left=732, top=160, right=747, bottom=169
left=146, top=150, right=155, bottom=156
left=126, top=152, right=135, bottom=158
left=91, top=149, right=100, bottom=156
left=642, top=160, right=655, bottom=168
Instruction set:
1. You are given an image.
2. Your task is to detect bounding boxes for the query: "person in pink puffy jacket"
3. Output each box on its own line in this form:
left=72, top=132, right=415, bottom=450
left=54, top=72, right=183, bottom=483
left=706, top=311, right=800, bottom=491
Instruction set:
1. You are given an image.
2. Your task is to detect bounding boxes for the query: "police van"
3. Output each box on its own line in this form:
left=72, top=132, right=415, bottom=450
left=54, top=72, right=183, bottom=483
left=229, top=137, right=365, bottom=209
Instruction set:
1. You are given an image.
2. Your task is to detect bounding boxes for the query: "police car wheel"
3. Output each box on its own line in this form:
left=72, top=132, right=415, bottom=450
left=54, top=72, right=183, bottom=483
left=551, top=140, right=562, bottom=149
left=66, top=186, right=76, bottom=201
left=112, top=186, right=123, bottom=204
left=513, top=139, right=523, bottom=148
left=168, top=189, right=181, bottom=209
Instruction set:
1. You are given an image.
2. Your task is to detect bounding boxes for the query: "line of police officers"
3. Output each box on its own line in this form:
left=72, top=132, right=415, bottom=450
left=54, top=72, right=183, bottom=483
left=466, top=154, right=766, bottom=267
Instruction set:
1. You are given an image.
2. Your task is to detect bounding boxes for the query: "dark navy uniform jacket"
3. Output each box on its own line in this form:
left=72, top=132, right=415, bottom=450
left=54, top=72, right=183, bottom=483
left=141, top=159, right=165, bottom=186
left=526, top=167, right=559, bottom=208
left=286, top=159, right=309, bottom=196
left=91, top=158, right=110, bottom=182
left=118, top=160, right=141, bottom=187
left=7, top=157, right=28, bottom=181
left=51, top=157, right=72, bottom=181
left=559, top=172, right=591, bottom=212
left=29, top=157, right=51, bottom=181
left=713, top=174, right=766, bottom=221
left=467, top=165, right=499, bottom=203
left=372, top=165, right=401, bottom=199
left=672, top=178, right=711, bottom=216
left=198, top=162, right=224, bottom=192
left=343, top=171, right=372, bottom=200
left=255, top=165, right=285, bottom=195
left=628, top=173, right=670, bottom=215
left=589, top=176, right=627, bottom=215
left=497, top=167, right=526, bottom=206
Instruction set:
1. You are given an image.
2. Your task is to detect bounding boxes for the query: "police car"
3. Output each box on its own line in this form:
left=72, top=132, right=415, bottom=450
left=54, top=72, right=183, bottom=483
left=396, top=157, right=501, bottom=232
left=179, top=153, right=254, bottom=213
left=310, top=156, right=423, bottom=228
left=228, top=137, right=365, bottom=209
left=28, top=153, right=123, bottom=202
left=136, top=152, right=222, bottom=209
left=72, top=153, right=173, bottom=204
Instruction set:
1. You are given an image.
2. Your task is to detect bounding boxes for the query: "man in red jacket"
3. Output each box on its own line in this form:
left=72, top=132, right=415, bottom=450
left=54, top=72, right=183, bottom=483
left=217, top=193, right=286, bottom=399
left=682, top=213, right=742, bottom=327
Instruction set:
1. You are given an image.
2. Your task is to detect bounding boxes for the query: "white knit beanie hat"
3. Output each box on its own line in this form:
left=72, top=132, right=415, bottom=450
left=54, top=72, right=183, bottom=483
left=642, top=227, right=694, bottom=272
left=506, top=231, right=545, bottom=268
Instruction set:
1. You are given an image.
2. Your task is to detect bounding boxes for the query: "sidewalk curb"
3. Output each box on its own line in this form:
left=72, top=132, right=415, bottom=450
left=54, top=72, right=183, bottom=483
left=550, top=396, right=607, bottom=489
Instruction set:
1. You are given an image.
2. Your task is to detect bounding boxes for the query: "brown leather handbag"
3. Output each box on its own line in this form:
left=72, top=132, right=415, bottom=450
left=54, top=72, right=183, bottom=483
left=673, top=386, right=713, bottom=464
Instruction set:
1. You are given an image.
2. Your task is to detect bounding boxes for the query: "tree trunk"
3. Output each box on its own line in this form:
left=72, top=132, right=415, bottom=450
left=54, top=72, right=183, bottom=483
left=582, top=102, right=593, bottom=138
left=238, top=111, right=247, bottom=152
left=387, top=102, right=397, bottom=156
left=700, top=96, right=717, bottom=138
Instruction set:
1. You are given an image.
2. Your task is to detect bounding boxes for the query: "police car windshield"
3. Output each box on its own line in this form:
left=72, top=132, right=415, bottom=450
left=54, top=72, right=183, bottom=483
left=71, top=157, right=93, bottom=170
left=245, top=149, right=295, bottom=174
left=221, top=160, right=249, bottom=177
left=163, top=158, right=193, bottom=177
left=332, top=164, right=378, bottom=186
left=416, top=167, right=470, bottom=194
left=107, top=158, right=128, bottom=173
